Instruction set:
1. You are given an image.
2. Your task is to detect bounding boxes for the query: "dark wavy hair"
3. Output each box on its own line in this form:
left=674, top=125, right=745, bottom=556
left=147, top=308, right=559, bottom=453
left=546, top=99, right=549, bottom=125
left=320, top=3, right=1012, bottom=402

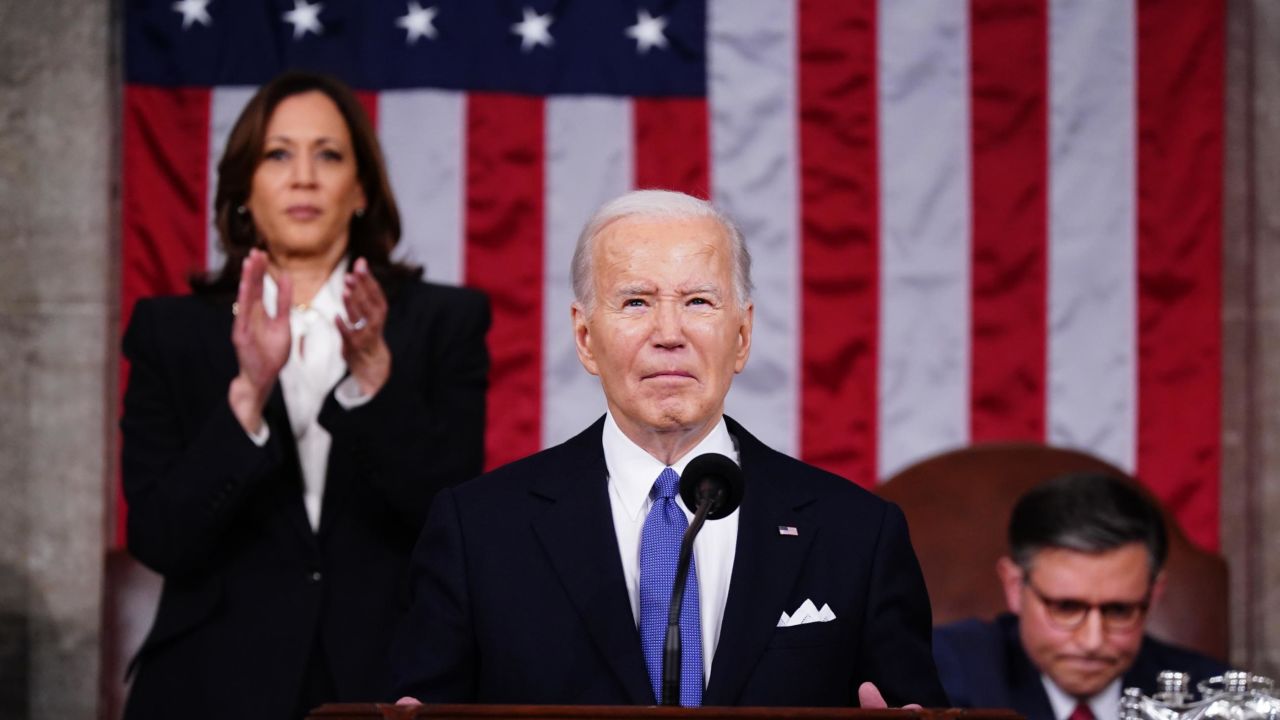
left=192, top=70, right=419, bottom=295
left=1008, top=472, right=1168, bottom=582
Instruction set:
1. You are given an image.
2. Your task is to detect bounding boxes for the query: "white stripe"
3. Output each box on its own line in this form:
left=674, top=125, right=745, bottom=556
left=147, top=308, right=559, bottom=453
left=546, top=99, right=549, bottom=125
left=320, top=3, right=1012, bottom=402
left=708, top=0, right=800, bottom=456
left=541, top=96, right=632, bottom=448
left=379, top=90, right=466, bottom=285
left=1047, top=0, right=1136, bottom=471
left=877, top=0, right=972, bottom=478
left=207, top=87, right=256, bottom=272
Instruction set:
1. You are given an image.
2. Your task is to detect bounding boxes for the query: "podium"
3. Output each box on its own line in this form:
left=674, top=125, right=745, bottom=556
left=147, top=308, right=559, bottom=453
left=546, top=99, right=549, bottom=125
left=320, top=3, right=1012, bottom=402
left=309, top=705, right=1022, bottom=720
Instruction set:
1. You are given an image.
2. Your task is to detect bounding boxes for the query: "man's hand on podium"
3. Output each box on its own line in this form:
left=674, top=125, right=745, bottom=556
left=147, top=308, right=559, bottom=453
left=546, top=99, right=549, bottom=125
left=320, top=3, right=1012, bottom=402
left=858, top=681, right=924, bottom=710
left=393, top=687, right=920, bottom=710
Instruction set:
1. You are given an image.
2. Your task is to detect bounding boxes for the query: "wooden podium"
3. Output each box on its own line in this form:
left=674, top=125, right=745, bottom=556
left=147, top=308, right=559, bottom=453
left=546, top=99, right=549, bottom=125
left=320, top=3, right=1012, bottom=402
left=309, top=705, right=1021, bottom=720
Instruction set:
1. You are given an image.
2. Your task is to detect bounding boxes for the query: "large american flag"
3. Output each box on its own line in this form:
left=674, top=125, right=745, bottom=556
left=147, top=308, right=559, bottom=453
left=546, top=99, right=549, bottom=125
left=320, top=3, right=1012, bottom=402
left=121, top=0, right=1224, bottom=549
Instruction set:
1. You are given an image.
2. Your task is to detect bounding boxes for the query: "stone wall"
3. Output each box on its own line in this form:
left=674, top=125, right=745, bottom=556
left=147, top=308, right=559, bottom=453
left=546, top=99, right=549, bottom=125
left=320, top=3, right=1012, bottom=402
left=0, top=1, right=113, bottom=718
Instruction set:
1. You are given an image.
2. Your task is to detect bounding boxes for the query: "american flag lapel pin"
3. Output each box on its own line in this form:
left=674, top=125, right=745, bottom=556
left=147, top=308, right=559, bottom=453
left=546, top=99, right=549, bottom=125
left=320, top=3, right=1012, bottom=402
left=778, top=525, right=798, bottom=536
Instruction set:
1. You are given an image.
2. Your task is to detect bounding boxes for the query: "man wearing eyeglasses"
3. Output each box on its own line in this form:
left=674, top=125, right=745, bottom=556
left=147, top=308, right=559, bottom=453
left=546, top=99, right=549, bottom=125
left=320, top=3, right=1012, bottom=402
left=932, top=473, right=1226, bottom=720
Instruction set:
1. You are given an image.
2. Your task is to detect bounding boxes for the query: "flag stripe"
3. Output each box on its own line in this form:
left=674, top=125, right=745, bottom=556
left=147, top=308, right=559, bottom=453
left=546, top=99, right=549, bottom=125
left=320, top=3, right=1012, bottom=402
left=1046, top=0, right=1137, bottom=469
left=1135, top=0, right=1224, bottom=549
left=206, top=87, right=255, bottom=273
left=464, top=94, right=545, bottom=470
left=876, top=0, right=973, bottom=478
left=708, top=0, right=801, bottom=456
left=797, top=0, right=880, bottom=486
left=541, top=96, right=630, bottom=448
left=968, top=0, right=1049, bottom=443
left=634, top=98, right=710, bottom=197
left=354, top=91, right=377, bottom=131
left=379, top=89, right=466, bottom=285
left=123, top=85, right=212, bottom=317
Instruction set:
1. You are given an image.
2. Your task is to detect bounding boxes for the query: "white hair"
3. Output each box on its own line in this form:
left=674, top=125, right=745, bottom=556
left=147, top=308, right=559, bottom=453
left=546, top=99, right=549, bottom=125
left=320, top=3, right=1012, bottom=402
left=570, top=189, right=753, bottom=313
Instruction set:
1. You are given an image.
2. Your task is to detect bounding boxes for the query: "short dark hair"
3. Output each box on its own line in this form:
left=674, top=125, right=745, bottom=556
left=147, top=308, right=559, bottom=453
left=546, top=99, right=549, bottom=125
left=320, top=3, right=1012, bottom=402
left=193, top=70, right=418, bottom=295
left=1008, top=473, right=1168, bottom=582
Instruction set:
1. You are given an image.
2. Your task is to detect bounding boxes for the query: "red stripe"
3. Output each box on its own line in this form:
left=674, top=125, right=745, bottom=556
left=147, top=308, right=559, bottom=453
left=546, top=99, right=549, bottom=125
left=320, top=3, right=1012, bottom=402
left=464, top=93, right=544, bottom=470
left=355, top=90, right=378, bottom=130
left=633, top=98, right=709, bottom=196
left=1136, top=0, right=1224, bottom=550
left=797, top=0, right=879, bottom=487
left=968, top=0, right=1048, bottom=443
left=118, top=85, right=212, bottom=545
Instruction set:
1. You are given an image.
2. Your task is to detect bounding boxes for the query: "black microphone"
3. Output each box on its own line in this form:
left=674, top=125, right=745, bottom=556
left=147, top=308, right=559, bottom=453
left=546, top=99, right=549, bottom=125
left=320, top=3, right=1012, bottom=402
left=661, top=453, right=744, bottom=706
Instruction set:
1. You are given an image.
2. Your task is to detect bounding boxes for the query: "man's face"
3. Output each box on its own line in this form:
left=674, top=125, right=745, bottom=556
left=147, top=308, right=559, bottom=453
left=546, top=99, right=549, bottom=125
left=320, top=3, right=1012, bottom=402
left=998, top=543, right=1162, bottom=699
left=572, top=215, right=753, bottom=441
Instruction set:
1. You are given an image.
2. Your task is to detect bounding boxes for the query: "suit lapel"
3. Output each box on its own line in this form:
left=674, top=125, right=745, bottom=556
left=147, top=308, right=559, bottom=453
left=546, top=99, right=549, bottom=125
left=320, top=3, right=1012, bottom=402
left=200, top=298, right=239, bottom=387
left=1005, top=618, right=1056, bottom=720
left=704, top=419, right=816, bottom=706
left=202, top=297, right=315, bottom=545
left=530, top=419, right=654, bottom=705
left=316, top=287, right=414, bottom=537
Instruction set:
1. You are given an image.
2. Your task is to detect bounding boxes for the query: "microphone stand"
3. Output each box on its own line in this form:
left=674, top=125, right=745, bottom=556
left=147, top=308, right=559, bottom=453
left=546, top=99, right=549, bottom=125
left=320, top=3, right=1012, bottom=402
left=660, top=491, right=719, bottom=706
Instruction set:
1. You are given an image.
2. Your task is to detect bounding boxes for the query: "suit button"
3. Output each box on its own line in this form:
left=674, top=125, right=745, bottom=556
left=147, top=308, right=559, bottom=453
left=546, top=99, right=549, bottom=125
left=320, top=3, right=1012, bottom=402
left=310, top=570, right=322, bottom=582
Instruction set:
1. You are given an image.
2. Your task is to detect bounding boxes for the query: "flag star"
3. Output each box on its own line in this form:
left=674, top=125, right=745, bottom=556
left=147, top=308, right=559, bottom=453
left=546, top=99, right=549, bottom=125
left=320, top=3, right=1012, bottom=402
left=172, top=0, right=212, bottom=29
left=282, top=0, right=324, bottom=40
left=396, top=2, right=439, bottom=44
left=625, top=8, right=668, bottom=54
left=510, top=7, right=553, bottom=52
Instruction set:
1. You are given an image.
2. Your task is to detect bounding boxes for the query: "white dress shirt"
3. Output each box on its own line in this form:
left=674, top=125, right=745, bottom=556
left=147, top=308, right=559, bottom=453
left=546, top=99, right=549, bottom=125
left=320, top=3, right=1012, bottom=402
left=253, top=264, right=371, bottom=531
left=1043, top=674, right=1122, bottom=720
left=602, top=411, right=740, bottom=684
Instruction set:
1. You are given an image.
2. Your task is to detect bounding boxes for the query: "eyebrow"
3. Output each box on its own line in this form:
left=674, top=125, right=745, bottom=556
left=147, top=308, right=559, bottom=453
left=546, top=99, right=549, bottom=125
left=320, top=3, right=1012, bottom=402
left=614, top=283, right=656, bottom=297
left=264, top=135, right=343, bottom=146
left=679, top=283, right=722, bottom=297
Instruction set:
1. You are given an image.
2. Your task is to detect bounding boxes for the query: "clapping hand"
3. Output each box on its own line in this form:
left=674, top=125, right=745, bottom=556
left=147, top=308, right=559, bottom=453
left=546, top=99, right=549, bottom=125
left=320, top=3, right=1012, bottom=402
left=228, top=248, right=292, bottom=435
left=336, top=257, right=392, bottom=397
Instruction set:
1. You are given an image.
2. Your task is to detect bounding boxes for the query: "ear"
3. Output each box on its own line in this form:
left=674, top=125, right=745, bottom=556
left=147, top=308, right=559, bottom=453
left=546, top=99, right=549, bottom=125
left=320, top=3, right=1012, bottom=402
left=997, top=556, right=1025, bottom=614
left=572, top=302, right=600, bottom=376
left=1147, top=569, right=1167, bottom=610
left=733, top=302, right=754, bottom=374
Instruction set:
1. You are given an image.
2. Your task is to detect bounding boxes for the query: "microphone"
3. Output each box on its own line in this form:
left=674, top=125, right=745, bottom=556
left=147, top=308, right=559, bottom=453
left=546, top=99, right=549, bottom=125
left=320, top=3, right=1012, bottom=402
left=661, top=453, right=744, bottom=706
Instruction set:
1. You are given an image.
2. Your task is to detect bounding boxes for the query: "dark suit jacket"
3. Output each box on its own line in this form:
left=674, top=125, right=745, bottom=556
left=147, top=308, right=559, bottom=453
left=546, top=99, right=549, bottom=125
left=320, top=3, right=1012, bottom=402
left=121, top=280, right=489, bottom=720
left=391, top=415, right=948, bottom=708
left=934, top=614, right=1228, bottom=720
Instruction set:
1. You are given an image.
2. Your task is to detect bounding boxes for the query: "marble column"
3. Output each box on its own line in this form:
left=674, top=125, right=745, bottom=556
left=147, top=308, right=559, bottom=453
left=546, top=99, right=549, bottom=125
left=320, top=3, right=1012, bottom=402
left=1223, top=0, right=1280, bottom=679
left=0, top=0, right=113, bottom=717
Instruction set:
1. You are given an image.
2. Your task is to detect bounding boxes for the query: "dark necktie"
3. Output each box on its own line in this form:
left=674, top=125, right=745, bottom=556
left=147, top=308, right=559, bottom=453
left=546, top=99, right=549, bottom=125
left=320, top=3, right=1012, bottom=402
left=638, top=467, right=703, bottom=706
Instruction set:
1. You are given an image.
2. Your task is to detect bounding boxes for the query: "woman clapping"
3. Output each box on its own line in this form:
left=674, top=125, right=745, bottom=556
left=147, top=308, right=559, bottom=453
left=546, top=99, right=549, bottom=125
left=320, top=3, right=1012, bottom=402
left=120, top=72, right=489, bottom=720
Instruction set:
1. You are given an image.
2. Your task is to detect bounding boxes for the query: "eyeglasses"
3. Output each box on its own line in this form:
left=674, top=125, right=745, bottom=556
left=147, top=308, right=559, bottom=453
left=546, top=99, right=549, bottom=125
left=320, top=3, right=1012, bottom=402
left=1024, top=578, right=1151, bottom=631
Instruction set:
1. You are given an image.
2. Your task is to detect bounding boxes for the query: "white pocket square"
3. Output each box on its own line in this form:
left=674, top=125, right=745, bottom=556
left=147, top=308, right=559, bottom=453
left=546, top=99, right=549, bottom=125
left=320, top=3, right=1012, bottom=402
left=777, top=599, right=837, bottom=627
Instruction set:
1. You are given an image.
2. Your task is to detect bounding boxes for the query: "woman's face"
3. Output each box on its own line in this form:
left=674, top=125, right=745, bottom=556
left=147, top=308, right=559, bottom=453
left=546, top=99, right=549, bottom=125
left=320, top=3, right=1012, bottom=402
left=246, top=90, right=366, bottom=262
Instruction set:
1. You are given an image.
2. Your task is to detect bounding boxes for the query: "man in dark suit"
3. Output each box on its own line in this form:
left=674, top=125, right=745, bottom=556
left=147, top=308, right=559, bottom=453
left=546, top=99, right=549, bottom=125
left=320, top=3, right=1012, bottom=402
left=933, top=474, right=1228, bottom=720
left=391, top=189, right=948, bottom=708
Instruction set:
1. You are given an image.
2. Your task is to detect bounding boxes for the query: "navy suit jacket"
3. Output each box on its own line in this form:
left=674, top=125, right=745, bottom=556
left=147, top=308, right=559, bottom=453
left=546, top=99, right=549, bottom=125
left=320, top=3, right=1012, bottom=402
left=121, top=280, right=489, bottom=720
left=391, top=415, right=948, bottom=708
left=934, top=614, right=1228, bottom=720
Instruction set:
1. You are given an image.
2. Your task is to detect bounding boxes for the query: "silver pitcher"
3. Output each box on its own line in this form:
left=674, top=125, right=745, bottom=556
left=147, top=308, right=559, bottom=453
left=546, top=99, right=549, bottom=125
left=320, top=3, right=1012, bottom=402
left=1122, top=670, right=1280, bottom=720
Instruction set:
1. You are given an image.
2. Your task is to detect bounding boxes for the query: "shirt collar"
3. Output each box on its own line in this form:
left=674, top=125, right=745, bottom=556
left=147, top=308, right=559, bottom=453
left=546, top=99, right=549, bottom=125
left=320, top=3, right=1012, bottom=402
left=602, top=411, right=739, bottom=521
left=261, top=260, right=349, bottom=321
left=1042, top=674, right=1122, bottom=720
